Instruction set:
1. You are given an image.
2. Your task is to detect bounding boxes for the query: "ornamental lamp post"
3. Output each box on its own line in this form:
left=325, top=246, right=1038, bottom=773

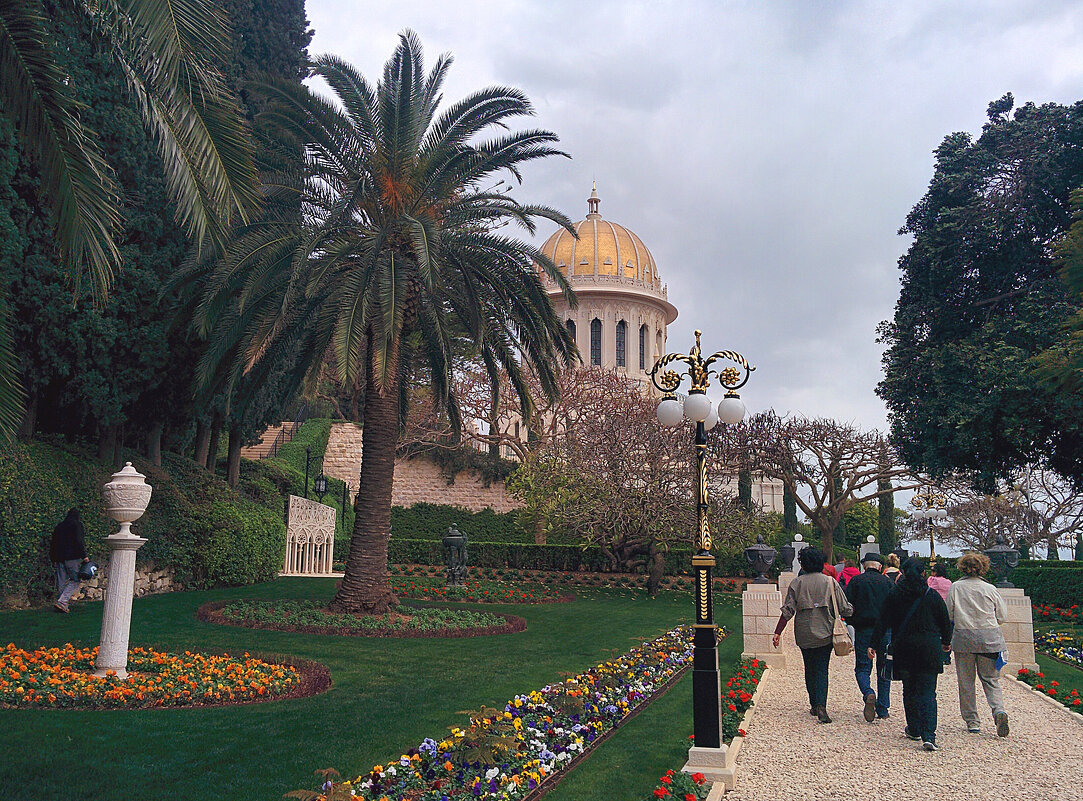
left=314, top=473, right=329, bottom=502
left=911, top=488, right=948, bottom=561
left=650, top=329, right=754, bottom=753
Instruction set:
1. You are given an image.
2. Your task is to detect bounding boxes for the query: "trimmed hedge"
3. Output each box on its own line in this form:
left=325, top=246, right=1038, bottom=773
left=390, top=503, right=530, bottom=543
left=0, top=440, right=286, bottom=603
left=1011, top=565, right=1083, bottom=608
left=387, top=538, right=757, bottom=577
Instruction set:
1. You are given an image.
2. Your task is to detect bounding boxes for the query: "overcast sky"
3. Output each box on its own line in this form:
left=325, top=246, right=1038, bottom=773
left=306, top=0, right=1083, bottom=435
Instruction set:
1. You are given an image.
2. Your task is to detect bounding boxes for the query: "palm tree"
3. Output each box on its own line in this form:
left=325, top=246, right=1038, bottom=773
left=190, top=31, right=577, bottom=613
left=0, top=0, right=260, bottom=439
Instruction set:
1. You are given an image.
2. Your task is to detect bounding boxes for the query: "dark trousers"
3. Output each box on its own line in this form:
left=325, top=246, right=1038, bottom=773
left=901, top=670, right=939, bottom=743
left=800, top=643, right=832, bottom=709
left=854, top=627, right=891, bottom=716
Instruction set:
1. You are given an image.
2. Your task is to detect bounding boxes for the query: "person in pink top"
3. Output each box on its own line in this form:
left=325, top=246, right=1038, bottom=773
left=927, top=561, right=952, bottom=600
left=839, top=558, right=861, bottom=586
left=927, top=561, right=953, bottom=665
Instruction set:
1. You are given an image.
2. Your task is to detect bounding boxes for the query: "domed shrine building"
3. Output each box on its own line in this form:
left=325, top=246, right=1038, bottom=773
left=536, top=186, right=677, bottom=380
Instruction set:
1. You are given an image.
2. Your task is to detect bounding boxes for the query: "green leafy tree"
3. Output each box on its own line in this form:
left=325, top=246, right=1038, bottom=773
left=0, top=0, right=262, bottom=440
left=191, top=33, right=576, bottom=613
left=878, top=94, right=1083, bottom=489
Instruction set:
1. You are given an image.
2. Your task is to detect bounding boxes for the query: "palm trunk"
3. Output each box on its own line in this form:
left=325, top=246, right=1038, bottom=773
left=18, top=390, right=38, bottom=442
left=207, top=415, right=222, bottom=472
left=226, top=425, right=242, bottom=488
left=146, top=422, right=163, bottom=467
left=193, top=419, right=210, bottom=466
left=331, top=371, right=400, bottom=614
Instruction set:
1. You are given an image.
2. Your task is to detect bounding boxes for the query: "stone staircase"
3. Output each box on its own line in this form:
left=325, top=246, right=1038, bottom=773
left=239, top=423, right=287, bottom=460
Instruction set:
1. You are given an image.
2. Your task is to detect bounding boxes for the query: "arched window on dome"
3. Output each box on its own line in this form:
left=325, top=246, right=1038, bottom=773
left=639, top=324, right=648, bottom=370
left=590, top=318, right=602, bottom=366
left=566, top=318, right=576, bottom=345
left=616, top=320, right=627, bottom=368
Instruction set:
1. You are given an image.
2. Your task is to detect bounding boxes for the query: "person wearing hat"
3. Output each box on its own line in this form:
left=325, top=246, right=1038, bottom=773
left=844, top=552, right=895, bottom=721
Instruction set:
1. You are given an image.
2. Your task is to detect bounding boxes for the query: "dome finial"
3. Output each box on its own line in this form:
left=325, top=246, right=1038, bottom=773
left=587, top=183, right=601, bottom=217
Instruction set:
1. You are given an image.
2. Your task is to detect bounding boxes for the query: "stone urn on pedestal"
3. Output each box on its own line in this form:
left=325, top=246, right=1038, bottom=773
left=94, top=462, right=152, bottom=678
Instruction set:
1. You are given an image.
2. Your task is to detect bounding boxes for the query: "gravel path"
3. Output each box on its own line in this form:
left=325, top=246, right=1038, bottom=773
left=726, top=644, right=1083, bottom=800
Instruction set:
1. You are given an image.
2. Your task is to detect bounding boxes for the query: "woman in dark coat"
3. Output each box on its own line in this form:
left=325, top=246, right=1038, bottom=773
left=870, top=557, right=952, bottom=751
left=49, top=508, right=88, bottom=612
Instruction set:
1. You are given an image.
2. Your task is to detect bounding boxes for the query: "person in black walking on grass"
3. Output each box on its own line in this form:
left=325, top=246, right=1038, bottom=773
left=50, top=508, right=88, bottom=613
left=871, top=557, right=952, bottom=751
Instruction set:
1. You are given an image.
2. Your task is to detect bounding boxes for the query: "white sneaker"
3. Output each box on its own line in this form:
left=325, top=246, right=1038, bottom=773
left=967, top=723, right=981, bottom=733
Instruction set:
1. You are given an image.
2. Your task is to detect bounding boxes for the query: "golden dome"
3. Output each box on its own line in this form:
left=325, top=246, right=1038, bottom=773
left=538, top=186, right=661, bottom=290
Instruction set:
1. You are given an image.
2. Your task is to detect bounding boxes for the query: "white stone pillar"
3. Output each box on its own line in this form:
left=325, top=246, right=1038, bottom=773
left=792, top=539, right=808, bottom=574
left=94, top=534, right=146, bottom=678
left=859, top=537, right=879, bottom=571
left=94, top=462, right=152, bottom=679
left=778, top=570, right=795, bottom=599
left=742, top=583, right=786, bottom=667
left=997, top=587, right=1038, bottom=673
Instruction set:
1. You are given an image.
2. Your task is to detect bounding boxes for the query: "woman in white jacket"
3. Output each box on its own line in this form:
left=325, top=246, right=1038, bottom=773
left=946, top=552, right=1009, bottom=737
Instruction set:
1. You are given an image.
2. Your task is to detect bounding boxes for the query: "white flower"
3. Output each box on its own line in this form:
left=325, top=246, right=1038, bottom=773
left=486, top=768, right=500, bottom=780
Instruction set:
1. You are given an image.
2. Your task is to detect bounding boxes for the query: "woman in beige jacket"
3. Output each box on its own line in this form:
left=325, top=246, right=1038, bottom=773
left=946, top=552, right=1010, bottom=737
left=772, top=547, right=853, bottom=723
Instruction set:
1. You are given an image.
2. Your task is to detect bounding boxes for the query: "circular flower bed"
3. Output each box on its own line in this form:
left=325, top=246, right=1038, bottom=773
left=0, top=643, right=318, bottom=709
left=390, top=578, right=572, bottom=604
left=199, top=600, right=526, bottom=638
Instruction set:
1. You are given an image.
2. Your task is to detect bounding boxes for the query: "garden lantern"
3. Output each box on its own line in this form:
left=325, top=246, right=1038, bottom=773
left=649, top=329, right=755, bottom=754
left=744, top=534, right=777, bottom=584
left=95, top=462, right=153, bottom=678
left=314, top=473, right=329, bottom=501
left=985, top=534, right=1020, bottom=588
left=443, top=524, right=468, bottom=586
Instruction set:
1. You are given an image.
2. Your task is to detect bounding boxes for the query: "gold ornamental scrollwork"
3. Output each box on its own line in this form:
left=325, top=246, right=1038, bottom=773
left=698, top=571, right=709, bottom=619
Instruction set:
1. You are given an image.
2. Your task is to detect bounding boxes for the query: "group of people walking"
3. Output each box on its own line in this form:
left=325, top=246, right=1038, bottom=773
left=772, top=546, right=1010, bottom=752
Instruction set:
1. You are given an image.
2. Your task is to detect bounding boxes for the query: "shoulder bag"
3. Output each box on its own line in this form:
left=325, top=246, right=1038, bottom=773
left=828, top=581, right=853, bottom=656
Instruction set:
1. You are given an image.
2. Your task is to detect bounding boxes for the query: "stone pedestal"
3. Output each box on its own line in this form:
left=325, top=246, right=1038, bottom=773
left=742, top=584, right=786, bottom=667
left=859, top=541, right=879, bottom=568
left=684, top=745, right=729, bottom=786
left=997, top=587, right=1038, bottom=672
left=94, top=533, right=146, bottom=678
left=778, top=570, right=795, bottom=598
left=791, top=540, right=807, bottom=573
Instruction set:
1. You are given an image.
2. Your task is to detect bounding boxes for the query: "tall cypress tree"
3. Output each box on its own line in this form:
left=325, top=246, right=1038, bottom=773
left=877, top=478, right=895, bottom=554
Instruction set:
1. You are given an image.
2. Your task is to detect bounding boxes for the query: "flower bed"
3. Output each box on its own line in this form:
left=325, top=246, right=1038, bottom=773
left=390, top=578, right=572, bottom=604
left=0, top=643, right=308, bottom=709
left=301, top=625, right=706, bottom=800
left=644, top=769, right=709, bottom=800
left=648, top=657, right=765, bottom=800
left=388, top=564, right=745, bottom=594
left=1035, top=632, right=1083, bottom=670
left=1016, top=667, right=1083, bottom=710
left=199, top=600, right=524, bottom=638
left=1033, top=603, right=1081, bottom=623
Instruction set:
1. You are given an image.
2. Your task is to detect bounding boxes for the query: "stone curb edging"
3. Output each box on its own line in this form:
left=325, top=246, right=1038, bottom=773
left=1004, top=672, right=1083, bottom=725
left=699, top=664, right=772, bottom=798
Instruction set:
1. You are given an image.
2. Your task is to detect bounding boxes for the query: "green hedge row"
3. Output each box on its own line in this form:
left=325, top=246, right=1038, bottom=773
left=1011, top=565, right=1083, bottom=607
left=0, top=440, right=286, bottom=602
left=390, top=503, right=529, bottom=543
left=386, top=538, right=760, bottom=577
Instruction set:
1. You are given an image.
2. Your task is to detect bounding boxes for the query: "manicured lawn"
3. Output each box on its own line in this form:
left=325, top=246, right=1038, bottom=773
left=1034, top=652, right=1083, bottom=694
left=542, top=594, right=744, bottom=801
left=0, top=579, right=738, bottom=800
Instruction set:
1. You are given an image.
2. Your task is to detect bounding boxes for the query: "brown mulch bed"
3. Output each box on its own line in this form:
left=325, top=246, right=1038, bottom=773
left=196, top=600, right=527, bottom=639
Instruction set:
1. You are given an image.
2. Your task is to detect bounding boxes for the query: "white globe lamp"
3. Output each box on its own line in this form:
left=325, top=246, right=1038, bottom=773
left=657, top=397, right=684, bottom=428
left=703, top=405, right=719, bottom=431
left=683, top=391, right=712, bottom=423
left=717, top=392, right=746, bottom=425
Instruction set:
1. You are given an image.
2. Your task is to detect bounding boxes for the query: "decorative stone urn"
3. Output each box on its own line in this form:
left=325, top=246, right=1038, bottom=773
left=985, top=534, right=1020, bottom=589
left=744, top=534, right=777, bottom=584
left=94, top=462, right=152, bottom=678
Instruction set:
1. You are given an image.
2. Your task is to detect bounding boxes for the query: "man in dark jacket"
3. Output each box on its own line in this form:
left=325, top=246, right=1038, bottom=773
left=845, top=552, right=894, bottom=722
left=49, top=508, right=88, bottom=613
left=870, top=558, right=952, bottom=751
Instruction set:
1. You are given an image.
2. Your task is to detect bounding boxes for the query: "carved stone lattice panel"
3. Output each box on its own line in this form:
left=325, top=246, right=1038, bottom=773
left=283, top=495, right=336, bottom=575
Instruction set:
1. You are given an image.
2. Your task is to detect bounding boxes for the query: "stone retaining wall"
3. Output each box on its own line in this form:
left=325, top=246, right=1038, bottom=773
left=324, top=422, right=522, bottom=513
left=74, top=561, right=179, bottom=602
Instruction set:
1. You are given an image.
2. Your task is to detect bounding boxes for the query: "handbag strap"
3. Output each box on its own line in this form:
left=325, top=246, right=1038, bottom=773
left=828, top=577, right=841, bottom=620
left=897, top=587, right=931, bottom=638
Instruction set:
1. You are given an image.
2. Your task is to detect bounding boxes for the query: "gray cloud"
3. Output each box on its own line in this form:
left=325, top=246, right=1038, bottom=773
left=307, top=0, right=1083, bottom=433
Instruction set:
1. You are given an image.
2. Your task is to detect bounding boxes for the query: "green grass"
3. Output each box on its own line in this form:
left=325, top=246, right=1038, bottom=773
left=542, top=596, right=745, bottom=801
left=0, top=579, right=739, bottom=800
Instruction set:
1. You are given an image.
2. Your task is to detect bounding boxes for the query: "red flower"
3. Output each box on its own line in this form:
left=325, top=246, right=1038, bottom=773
left=654, top=788, right=669, bottom=798
left=691, top=773, right=706, bottom=784
left=685, top=795, right=696, bottom=801
left=660, top=776, right=672, bottom=785
left=738, top=728, right=748, bottom=737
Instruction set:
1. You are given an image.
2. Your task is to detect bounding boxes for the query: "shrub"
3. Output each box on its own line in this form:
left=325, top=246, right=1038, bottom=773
left=390, top=502, right=531, bottom=542
left=1012, top=565, right=1083, bottom=608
